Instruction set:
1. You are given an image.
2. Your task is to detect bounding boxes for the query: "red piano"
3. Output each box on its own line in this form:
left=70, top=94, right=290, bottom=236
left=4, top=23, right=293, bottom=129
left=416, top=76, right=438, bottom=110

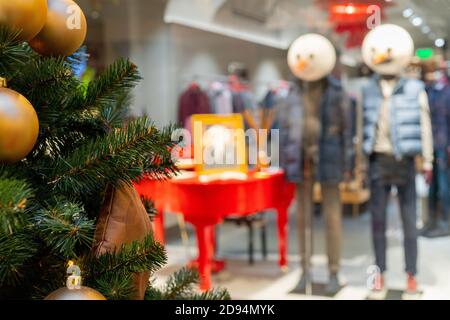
left=134, top=170, right=295, bottom=290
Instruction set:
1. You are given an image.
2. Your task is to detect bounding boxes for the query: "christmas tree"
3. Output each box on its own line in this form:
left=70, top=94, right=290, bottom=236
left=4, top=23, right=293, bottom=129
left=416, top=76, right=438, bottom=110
left=0, top=4, right=228, bottom=300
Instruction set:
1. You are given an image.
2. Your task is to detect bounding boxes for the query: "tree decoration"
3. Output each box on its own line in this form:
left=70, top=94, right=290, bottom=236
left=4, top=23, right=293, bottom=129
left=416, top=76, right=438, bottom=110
left=0, top=77, right=39, bottom=163
left=45, top=261, right=106, bottom=300
left=29, top=0, right=87, bottom=56
left=0, top=0, right=48, bottom=41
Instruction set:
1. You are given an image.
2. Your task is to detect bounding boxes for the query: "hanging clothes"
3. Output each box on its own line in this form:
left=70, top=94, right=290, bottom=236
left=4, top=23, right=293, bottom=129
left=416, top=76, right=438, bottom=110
left=231, top=90, right=258, bottom=130
left=260, top=88, right=289, bottom=131
left=178, top=84, right=211, bottom=130
left=207, top=81, right=233, bottom=114
left=427, top=81, right=450, bottom=152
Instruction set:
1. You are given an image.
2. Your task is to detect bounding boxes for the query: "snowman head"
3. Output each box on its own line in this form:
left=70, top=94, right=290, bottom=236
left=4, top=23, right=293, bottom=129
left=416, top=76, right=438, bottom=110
left=362, top=24, right=414, bottom=76
left=287, top=34, right=336, bottom=82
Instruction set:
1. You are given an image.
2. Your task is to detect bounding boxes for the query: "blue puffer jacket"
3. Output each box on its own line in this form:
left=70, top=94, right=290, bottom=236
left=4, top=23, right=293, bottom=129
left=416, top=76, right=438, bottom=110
left=427, top=82, right=450, bottom=151
left=362, top=75, right=424, bottom=158
left=279, top=76, right=352, bottom=183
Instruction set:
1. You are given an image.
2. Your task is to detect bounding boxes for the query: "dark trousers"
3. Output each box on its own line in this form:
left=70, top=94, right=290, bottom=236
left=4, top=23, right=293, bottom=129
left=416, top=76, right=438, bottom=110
left=429, top=149, right=450, bottom=222
left=369, top=154, right=418, bottom=275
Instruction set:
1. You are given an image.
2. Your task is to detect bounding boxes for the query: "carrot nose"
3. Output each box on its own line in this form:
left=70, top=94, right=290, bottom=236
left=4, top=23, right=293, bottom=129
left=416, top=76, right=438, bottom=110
left=296, top=58, right=308, bottom=71
left=373, top=52, right=389, bottom=65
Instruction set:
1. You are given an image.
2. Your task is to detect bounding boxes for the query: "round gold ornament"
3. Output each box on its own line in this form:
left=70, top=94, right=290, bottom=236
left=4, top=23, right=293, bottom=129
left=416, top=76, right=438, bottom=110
left=29, top=0, right=87, bottom=56
left=44, top=262, right=106, bottom=300
left=0, top=0, right=48, bottom=41
left=0, top=81, right=39, bottom=163
left=44, top=286, right=107, bottom=300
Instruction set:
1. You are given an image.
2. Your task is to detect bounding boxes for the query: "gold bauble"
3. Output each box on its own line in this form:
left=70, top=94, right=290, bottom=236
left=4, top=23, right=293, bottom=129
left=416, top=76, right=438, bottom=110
left=29, top=0, right=87, bottom=56
left=0, top=0, right=48, bottom=41
left=0, top=87, right=39, bottom=163
left=44, top=286, right=107, bottom=300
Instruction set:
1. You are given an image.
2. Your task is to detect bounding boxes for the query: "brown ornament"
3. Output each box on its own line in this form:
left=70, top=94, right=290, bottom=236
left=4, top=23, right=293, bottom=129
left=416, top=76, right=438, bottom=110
left=93, top=185, right=153, bottom=300
left=29, top=0, right=87, bottom=56
left=0, top=0, right=48, bottom=41
left=0, top=86, right=39, bottom=163
left=45, top=286, right=106, bottom=300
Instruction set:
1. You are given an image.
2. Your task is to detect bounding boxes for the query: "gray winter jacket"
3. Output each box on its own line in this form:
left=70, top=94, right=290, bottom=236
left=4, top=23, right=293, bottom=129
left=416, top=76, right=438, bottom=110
left=362, top=75, right=424, bottom=158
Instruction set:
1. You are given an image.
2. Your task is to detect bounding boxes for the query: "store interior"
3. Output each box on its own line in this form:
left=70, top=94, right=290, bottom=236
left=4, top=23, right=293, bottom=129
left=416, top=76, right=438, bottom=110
left=78, top=0, right=449, bottom=300
left=1, top=0, right=450, bottom=301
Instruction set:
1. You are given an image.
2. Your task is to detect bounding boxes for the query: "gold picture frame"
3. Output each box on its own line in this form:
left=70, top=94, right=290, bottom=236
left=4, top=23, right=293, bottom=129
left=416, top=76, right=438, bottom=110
left=191, top=114, right=247, bottom=175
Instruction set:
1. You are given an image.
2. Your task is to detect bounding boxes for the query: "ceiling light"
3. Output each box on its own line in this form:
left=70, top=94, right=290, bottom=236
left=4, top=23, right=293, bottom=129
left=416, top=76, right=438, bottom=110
left=345, top=5, right=356, bottom=14
left=402, top=8, right=414, bottom=18
left=435, top=38, right=446, bottom=47
left=421, top=25, right=431, bottom=34
left=411, top=16, right=423, bottom=27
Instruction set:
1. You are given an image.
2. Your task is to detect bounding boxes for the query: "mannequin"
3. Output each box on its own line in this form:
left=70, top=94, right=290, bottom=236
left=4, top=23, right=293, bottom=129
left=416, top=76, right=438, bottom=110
left=421, top=61, right=450, bottom=238
left=284, top=34, right=352, bottom=295
left=361, top=24, right=433, bottom=294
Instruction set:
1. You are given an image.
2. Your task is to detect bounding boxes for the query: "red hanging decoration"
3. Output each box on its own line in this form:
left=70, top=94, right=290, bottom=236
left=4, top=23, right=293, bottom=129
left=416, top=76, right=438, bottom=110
left=315, top=0, right=395, bottom=48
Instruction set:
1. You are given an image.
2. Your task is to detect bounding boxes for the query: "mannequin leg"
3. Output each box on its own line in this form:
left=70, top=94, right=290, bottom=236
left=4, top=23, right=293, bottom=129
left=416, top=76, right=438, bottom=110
left=295, top=179, right=314, bottom=292
left=321, top=183, right=342, bottom=293
left=369, top=175, right=390, bottom=275
left=397, top=176, right=418, bottom=277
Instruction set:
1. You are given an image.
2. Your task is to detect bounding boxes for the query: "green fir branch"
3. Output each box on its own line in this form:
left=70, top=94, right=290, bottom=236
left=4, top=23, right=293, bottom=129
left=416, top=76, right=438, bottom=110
left=0, top=233, right=38, bottom=286
left=0, top=176, right=34, bottom=234
left=100, top=92, right=133, bottom=130
left=145, top=267, right=231, bottom=300
left=8, top=56, right=80, bottom=113
left=50, top=118, right=176, bottom=196
left=191, top=288, right=231, bottom=300
left=33, top=201, right=95, bottom=258
left=0, top=26, right=34, bottom=76
left=140, top=196, right=158, bottom=221
left=92, top=272, right=135, bottom=300
left=151, top=267, right=200, bottom=300
left=85, top=233, right=167, bottom=279
left=70, top=58, right=141, bottom=113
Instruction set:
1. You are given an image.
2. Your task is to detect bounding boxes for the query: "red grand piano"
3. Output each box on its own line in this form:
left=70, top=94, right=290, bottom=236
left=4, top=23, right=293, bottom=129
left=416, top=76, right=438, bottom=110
left=135, top=170, right=295, bottom=290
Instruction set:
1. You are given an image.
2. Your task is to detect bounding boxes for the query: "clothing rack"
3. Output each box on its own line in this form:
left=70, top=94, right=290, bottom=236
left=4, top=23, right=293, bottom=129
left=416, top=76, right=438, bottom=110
left=179, top=72, right=295, bottom=90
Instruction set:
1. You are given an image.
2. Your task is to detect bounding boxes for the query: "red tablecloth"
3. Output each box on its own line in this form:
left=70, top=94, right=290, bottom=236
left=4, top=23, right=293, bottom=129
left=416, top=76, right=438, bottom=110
left=134, top=170, right=295, bottom=290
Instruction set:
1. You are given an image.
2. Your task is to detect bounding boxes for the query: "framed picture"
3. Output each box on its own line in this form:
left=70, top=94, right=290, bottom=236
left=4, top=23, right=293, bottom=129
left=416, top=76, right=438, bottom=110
left=191, top=114, right=247, bottom=175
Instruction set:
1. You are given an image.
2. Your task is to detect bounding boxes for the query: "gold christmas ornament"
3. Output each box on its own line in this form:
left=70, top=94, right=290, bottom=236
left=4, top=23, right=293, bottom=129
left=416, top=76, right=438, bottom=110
left=0, top=79, right=39, bottom=163
left=0, top=0, right=48, bottom=41
left=45, top=286, right=107, bottom=300
left=29, top=0, right=87, bottom=56
left=44, top=261, right=106, bottom=300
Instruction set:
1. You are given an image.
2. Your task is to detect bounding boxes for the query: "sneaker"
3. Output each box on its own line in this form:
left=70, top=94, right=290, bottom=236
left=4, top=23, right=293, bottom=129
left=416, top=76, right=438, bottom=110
left=426, top=220, right=450, bottom=238
left=420, top=220, right=436, bottom=236
left=406, top=273, right=417, bottom=294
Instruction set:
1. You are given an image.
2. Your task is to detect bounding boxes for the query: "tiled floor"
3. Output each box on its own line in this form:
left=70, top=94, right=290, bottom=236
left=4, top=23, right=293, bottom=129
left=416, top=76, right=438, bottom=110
left=155, top=195, right=450, bottom=300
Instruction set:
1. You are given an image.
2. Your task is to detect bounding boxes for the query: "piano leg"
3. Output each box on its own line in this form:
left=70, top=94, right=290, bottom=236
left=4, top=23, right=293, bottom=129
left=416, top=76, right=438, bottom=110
left=196, top=225, right=215, bottom=291
left=276, top=204, right=289, bottom=270
left=153, top=208, right=165, bottom=244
